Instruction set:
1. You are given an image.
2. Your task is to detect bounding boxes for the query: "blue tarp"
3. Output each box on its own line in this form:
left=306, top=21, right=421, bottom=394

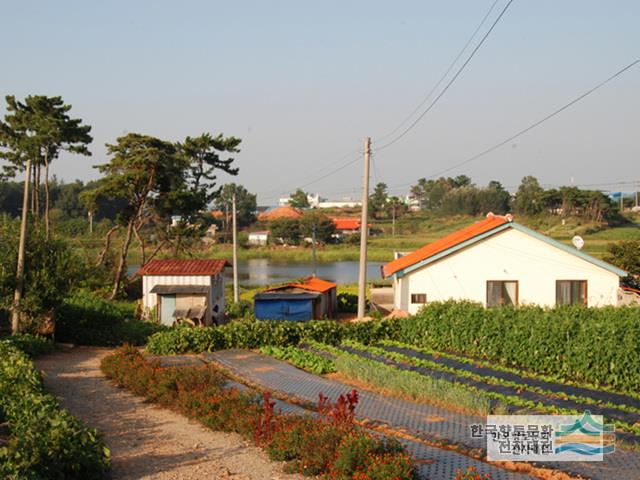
left=254, top=297, right=315, bottom=321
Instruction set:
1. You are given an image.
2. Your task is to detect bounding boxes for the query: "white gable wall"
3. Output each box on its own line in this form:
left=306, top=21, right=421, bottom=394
left=396, top=228, right=620, bottom=314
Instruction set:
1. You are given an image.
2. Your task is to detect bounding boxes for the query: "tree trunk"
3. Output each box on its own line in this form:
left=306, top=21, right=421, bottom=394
left=12, top=159, right=32, bottom=333
left=35, top=163, right=40, bottom=218
left=96, top=225, right=119, bottom=266
left=44, top=151, right=50, bottom=239
left=133, top=224, right=146, bottom=265
left=110, top=220, right=134, bottom=300
left=30, top=163, right=36, bottom=215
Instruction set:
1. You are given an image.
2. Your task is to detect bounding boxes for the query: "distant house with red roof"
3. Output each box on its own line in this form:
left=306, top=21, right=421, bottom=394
left=258, top=206, right=303, bottom=222
left=139, top=259, right=229, bottom=326
left=254, top=277, right=338, bottom=320
left=382, top=213, right=628, bottom=314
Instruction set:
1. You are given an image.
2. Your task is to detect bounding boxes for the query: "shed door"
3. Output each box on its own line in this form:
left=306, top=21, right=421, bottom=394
left=159, top=294, right=176, bottom=326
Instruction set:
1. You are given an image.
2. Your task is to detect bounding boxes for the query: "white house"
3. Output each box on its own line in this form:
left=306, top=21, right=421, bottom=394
left=382, top=213, right=628, bottom=314
left=248, top=231, right=269, bottom=246
left=139, top=259, right=228, bottom=326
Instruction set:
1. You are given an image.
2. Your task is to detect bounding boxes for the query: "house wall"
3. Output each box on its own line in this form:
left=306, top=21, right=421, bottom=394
left=396, top=228, right=620, bottom=314
left=142, top=275, right=212, bottom=319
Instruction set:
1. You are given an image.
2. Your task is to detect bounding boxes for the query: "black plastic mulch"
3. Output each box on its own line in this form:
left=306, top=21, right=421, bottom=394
left=330, top=344, right=640, bottom=445
left=381, top=344, right=640, bottom=411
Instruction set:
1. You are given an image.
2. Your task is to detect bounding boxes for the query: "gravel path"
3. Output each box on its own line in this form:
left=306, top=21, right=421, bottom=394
left=35, top=347, right=301, bottom=480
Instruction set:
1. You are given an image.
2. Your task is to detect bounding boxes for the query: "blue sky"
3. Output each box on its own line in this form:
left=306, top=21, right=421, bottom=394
left=1, top=0, right=638, bottom=204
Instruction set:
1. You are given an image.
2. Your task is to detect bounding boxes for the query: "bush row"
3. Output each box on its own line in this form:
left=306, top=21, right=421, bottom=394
left=146, top=319, right=397, bottom=355
left=146, top=301, right=640, bottom=393
left=101, top=346, right=415, bottom=479
left=55, top=289, right=165, bottom=346
left=0, top=342, right=110, bottom=479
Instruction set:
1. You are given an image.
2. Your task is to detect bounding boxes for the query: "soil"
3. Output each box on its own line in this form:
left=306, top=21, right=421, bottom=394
left=34, top=347, right=302, bottom=480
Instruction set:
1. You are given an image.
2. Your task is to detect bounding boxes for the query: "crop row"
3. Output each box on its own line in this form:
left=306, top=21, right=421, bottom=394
left=321, top=341, right=640, bottom=440
left=258, top=345, right=336, bottom=374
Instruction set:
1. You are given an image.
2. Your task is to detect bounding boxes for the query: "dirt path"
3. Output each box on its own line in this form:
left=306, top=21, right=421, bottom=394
left=35, top=347, right=301, bottom=480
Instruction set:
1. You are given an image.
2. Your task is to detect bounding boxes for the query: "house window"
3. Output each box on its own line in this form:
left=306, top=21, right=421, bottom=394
left=486, top=281, right=518, bottom=307
left=556, top=280, right=587, bottom=306
left=411, top=293, right=427, bottom=304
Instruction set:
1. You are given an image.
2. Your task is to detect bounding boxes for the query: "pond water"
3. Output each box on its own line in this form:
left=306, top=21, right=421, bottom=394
left=129, top=259, right=385, bottom=286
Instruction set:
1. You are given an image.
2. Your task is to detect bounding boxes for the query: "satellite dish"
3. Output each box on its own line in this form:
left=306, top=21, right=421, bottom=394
left=572, top=235, right=584, bottom=250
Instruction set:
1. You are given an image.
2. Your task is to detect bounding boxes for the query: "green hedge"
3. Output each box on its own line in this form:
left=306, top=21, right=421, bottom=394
left=146, top=319, right=398, bottom=355
left=0, top=342, right=110, bottom=478
left=55, top=290, right=165, bottom=346
left=396, top=302, right=640, bottom=393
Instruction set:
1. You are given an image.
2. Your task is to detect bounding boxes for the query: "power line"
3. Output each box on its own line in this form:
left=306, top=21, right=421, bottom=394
left=376, top=0, right=501, bottom=143
left=375, top=0, right=515, bottom=152
left=384, top=58, right=640, bottom=191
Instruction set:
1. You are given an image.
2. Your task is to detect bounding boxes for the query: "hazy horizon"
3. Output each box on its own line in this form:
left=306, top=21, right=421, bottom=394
left=1, top=0, right=639, bottom=205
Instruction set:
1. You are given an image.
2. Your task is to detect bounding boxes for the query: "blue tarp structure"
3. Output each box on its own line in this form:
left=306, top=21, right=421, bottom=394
left=254, top=293, right=319, bottom=321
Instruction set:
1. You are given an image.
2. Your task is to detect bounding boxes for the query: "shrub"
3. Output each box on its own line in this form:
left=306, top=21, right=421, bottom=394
left=0, top=342, right=110, bottom=479
left=225, top=299, right=253, bottom=320
left=337, top=292, right=358, bottom=313
left=55, top=289, right=165, bottom=346
left=1, top=333, right=54, bottom=357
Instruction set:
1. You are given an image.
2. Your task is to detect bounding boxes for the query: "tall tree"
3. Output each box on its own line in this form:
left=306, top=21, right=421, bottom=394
left=299, top=211, right=336, bottom=243
left=216, top=183, right=256, bottom=228
left=513, top=176, right=545, bottom=215
left=87, top=134, right=179, bottom=299
left=0, top=96, right=91, bottom=238
left=369, top=182, right=388, bottom=219
left=289, top=188, right=310, bottom=209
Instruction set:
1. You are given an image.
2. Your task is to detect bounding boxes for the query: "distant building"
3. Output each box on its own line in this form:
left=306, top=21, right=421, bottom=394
left=382, top=213, right=628, bottom=314
left=258, top=206, right=303, bottom=221
left=248, top=231, right=269, bottom=246
left=254, top=277, right=338, bottom=321
left=318, top=199, right=361, bottom=209
left=139, top=259, right=228, bottom=326
left=331, top=217, right=362, bottom=235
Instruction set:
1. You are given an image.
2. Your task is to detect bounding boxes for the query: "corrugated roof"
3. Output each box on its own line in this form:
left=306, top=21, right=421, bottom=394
left=382, top=214, right=510, bottom=278
left=139, top=259, right=229, bottom=276
left=254, top=292, right=320, bottom=301
left=265, top=277, right=337, bottom=294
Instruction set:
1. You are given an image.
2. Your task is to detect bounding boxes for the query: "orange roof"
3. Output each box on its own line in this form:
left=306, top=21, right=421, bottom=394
left=210, top=210, right=225, bottom=219
left=266, top=277, right=337, bottom=294
left=258, top=206, right=303, bottom=221
left=382, top=214, right=512, bottom=278
left=139, top=259, right=229, bottom=276
left=332, top=217, right=361, bottom=230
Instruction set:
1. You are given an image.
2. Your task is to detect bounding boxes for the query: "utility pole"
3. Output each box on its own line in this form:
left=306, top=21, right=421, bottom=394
left=620, top=191, right=624, bottom=212
left=12, top=158, right=32, bottom=333
left=311, top=224, right=317, bottom=277
left=391, top=203, right=396, bottom=237
left=357, top=137, right=371, bottom=319
left=636, top=182, right=638, bottom=208
left=232, top=192, right=239, bottom=303
left=88, top=210, right=93, bottom=235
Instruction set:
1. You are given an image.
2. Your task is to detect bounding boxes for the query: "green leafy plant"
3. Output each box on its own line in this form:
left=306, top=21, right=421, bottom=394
left=259, top=345, right=336, bottom=374
left=0, top=342, right=110, bottom=479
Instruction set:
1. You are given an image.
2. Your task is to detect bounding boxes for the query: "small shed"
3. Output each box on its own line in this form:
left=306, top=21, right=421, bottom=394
left=254, top=277, right=338, bottom=321
left=139, top=259, right=229, bottom=326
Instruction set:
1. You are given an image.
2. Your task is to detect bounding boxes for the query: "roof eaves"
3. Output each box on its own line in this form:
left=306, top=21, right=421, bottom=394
left=393, top=223, right=511, bottom=278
